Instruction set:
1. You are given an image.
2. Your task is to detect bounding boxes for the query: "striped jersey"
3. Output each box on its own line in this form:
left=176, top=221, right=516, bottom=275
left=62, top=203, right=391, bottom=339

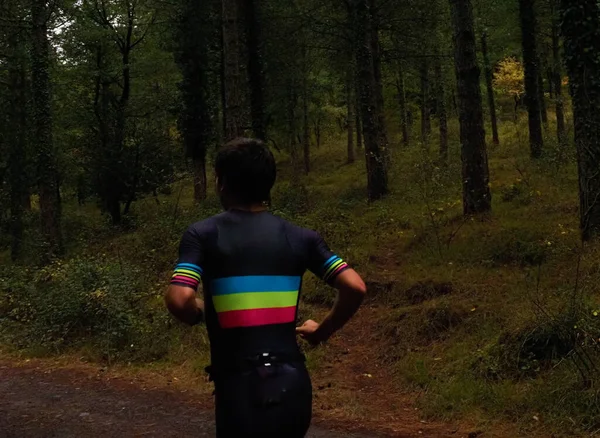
left=171, top=210, right=350, bottom=369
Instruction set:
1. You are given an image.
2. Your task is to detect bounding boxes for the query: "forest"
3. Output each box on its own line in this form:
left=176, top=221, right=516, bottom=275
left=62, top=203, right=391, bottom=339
left=1, top=0, right=600, bottom=436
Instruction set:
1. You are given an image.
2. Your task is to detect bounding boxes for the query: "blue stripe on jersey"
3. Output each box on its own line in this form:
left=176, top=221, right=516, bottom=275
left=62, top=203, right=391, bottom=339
left=212, top=275, right=302, bottom=296
left=176, top=263, right=203, bottom=274
left=323, top=255, right=339, bottom=269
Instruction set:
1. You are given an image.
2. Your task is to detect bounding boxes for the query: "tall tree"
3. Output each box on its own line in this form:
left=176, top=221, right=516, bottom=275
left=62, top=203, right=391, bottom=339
left=243, top=0, right=267, bottom=140
left=519, top=0, right=544, bottom=158
left=538, top=71, right=548, bottom=124
left=550, top=0, right=565, bottom=146
left=5, top=3, right=28, bottom=261
left=222, top=0, right=244, bottom=140
left=420, top=59, right=431, bottom=145
left=435, top=51, right=449, bottom=161
left=346, top=63, right=356, bottom=164
left=31, top=0, right=62, bottom=255
left=450, top=0, right=492, bottom=214
left=174, top=0, right=213, bottom=202
left=481, top=31, right=500, bottom=145
left=87, top=0, right=155, bottom=224
left=561, top=0, right=600, bottom=240
left=396, top=60, right=409, bottom=146
left=355, top=72, right=363, bottom=150
left=302, top=44, right=310, bottom=174
left=356, top=0, right=388, bottom=201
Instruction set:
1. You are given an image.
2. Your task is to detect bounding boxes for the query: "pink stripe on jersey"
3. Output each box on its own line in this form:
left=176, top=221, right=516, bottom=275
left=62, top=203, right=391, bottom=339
left=217, top=306, right=296, bottom=329
left=172, top=276, right=198, bottom=287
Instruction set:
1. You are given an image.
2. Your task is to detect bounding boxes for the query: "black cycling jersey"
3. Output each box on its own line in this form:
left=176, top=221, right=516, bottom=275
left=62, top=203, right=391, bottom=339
left=171, top=209, right=350, bottom=370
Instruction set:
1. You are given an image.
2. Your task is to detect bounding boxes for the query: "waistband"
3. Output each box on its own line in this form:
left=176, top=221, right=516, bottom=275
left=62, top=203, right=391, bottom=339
left=206, top=351, right=306, bottom=379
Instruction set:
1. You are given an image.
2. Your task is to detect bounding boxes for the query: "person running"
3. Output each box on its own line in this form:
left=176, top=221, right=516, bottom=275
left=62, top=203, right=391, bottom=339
left=165, top=138, right=367, bottom=438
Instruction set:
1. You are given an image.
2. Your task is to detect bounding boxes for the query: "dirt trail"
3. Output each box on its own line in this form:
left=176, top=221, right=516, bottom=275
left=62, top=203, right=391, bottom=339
left=0, top=362, right=379, bottom=438
left=0, top=307, right=473, bottom=438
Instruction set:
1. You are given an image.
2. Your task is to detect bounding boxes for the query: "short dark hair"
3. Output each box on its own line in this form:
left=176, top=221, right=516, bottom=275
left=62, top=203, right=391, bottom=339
left=215, top=138, right=276, bottom=204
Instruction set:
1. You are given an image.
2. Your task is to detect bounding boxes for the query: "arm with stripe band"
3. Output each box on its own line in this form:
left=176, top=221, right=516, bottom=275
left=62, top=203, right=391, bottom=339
left=165, top=227, right=205, bottom=325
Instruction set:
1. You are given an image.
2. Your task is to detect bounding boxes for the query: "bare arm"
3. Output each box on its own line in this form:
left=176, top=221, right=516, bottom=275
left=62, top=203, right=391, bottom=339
left=165, top=285, right=204, bottom=326
left=297, top=269, right=366, bottom=344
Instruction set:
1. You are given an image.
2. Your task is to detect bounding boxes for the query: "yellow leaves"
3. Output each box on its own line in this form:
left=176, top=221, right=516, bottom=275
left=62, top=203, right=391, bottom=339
left=494, top=57, right=525, bottom=99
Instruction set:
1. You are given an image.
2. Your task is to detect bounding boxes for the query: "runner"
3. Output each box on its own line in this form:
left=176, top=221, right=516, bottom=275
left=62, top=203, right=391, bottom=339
left=165, top=138, right=367, bottom=438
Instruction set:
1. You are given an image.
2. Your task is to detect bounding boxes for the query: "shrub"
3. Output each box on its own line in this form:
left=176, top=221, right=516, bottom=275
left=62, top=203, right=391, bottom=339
left=0, top=257, right=180, bottom=362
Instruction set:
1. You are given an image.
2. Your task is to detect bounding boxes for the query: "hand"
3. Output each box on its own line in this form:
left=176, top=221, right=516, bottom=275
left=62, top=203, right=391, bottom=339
left=296, top=320, right=325, bottom=346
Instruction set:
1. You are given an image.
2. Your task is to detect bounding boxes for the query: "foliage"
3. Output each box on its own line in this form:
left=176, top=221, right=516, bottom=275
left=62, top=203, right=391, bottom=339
left=494, top=57, right=525, bottom=99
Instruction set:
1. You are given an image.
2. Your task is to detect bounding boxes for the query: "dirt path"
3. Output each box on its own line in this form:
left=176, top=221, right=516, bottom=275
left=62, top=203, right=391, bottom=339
left=0, top=362, right=379, bottom=438
left=0, top=307, right=473, bottom=438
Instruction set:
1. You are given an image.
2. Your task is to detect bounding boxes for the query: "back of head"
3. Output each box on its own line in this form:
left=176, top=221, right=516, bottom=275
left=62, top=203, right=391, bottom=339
left=215, top=138, right=276, bottom=205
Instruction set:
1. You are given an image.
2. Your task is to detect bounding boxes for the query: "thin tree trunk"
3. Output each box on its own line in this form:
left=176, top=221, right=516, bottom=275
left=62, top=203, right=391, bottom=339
left=193, top=156, right=207, bottom=202
left=287, top=81, right=299, bottom=169
left=547, top=68, right=554, bottom=98
left=31, top=0, right=62, bottom=256
left=244, top=0, right=266, bottom=140
left=314, top=118, right=321, bottom=148
left=397, top=61, right=409, bottom=146
left=551, top=2, right=566, bottom=146
left=538, top=71, right=548, bottom=124
left=420, top=60, right=431, bottom=145
left=435, top=53, right=449, bottom=161
left=302, top=62, right=310, bottom=174
left=7, top=32, right=27, bottom=261
left=481, top=31, right=500, bottom=145
left=222, top=0, right=244, bottom=140
left=355, top=78, right=363, bottom=150
left=519, top=0, right=544, bottom=158
left=561, top=0, right=600, bottom=240
left=357, top=0, right=388, bottom=201
left=369, top=0, right=389, bottom=165
left=450, top=0, right=492, bottom=215
left=175, top=0, right=211, bottom=204
left=347, top=64, right=356, bottom=164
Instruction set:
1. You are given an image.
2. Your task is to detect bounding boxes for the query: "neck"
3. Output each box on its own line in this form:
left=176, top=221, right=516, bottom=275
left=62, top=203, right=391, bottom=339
left=228, top=203, right=268, bottom=213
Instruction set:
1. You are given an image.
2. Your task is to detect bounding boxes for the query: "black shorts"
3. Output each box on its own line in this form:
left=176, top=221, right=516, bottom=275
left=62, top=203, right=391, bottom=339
left=214, top=362, right=312, bottom=438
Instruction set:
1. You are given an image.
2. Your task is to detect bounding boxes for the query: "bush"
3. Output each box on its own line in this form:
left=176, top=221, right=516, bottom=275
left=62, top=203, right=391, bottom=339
left=0, top=257, right=180, bottom=362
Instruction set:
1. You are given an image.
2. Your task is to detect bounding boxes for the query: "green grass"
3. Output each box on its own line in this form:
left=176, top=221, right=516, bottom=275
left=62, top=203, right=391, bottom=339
left=1, top=113, right=599, bottom=435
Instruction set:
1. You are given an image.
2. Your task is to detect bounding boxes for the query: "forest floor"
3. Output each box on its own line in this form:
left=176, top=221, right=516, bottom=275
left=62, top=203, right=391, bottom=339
left=1, top=307, right=528, bottom=438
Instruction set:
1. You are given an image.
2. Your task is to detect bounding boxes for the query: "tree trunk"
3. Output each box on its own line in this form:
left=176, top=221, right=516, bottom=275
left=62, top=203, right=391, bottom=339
left=450, top=0, right=492, bottom=215
left=31, top=0, right=62, bottom=256
left=538, top=72, right=548, bottom=124
left=435, top=54, right=449, bottom=161
left=287, top=81, right=299, bottom=169
left=243, top=0, right=266, bottom=140
left=175, top=0, right=212, bottom=204
left=519, top=0, right=544, bottom=158
left=347, top=64, right=355, bottom=164
left=7, top=31, right=27, bottom=262
left=551, top=3, right=566, bottom=146
left=302, top=60, right=310, bottom=174
left=355, top=79, right=363, bottom=150
left=314, top=118, right=321, bottom=148
left=481, top=32, right=500, bottom=145
left=193, top=156, right=207, bottom=202
left=222, top=0, right=244, bottom=140
left=547, top=67, right=554, bottom=99
left=356, top=0, right=388, bottom=201
left=561, top=0, right=600, bottom=240
left=369, top=0, right=389, bottom=165
left=397, top=61, right=409, bottom=146
left=420, top=60, right=431, bottom=145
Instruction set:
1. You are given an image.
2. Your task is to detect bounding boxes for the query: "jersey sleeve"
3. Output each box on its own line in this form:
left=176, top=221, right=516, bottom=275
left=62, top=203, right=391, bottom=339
left=170, top=227, right=204, bottom=290
left=307, top=231, right=350, bottom=285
